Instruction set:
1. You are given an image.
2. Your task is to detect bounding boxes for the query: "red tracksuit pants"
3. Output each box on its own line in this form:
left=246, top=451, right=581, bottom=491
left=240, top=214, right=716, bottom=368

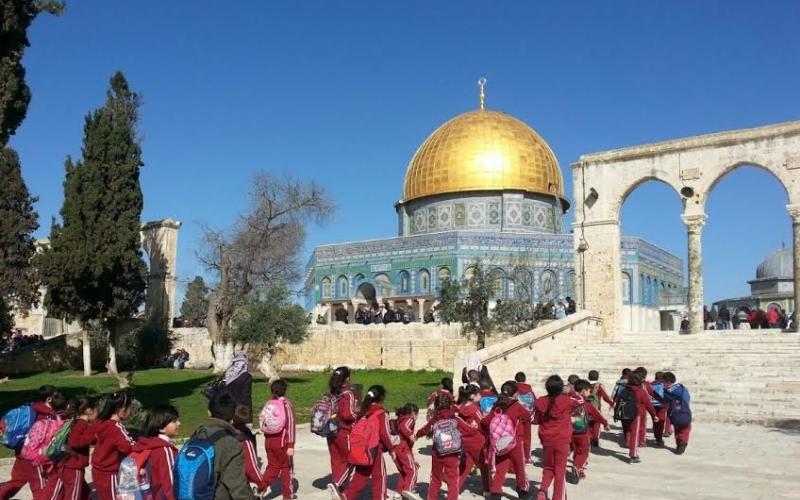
left=392, top=446, right=418, bottom=494
left=653, top=407, right=668, bottom=441
left=459, top=444, right=490, bottom=493
left=570, top=433, right=590, bottom=471
left=41, top=466, right=89, bottom=500
left=674, top=423, right=691, bottom=445
left=0, top=457, right=46, bottom=500
left=341, top=452, right=387, bottom=500
left=523, top=423, right=533, bottom=462
left=263, top=439, right=293, bottom=499
left=590, top=419, right=604, bottom=443
left=328, top=431, right=352, bottom=486
left=539, top=444, right=570, bottom=500
left=621, top=416, right=644, bottom=458
left=91, top=469, right=119, bottom=500
left=490, top=443, right=528, bottom=494
left=428, top=454, right=459, bottom=500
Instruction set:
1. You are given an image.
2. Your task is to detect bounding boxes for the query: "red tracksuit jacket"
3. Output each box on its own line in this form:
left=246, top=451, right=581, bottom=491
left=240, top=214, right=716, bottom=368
left=337, top=385, right=359, bottom=433
left=457, top=402, right=486, bottom=450
left=132, top=436, right=178, bottom=500
left=517, top=383, right=534, bottom=398
left=394, top=415, right=415, bottom=452
left=237, top=428, right=264, bottom=487
left=91, top=419, right=135, bottom=473
left=265, top=397, right=296, bottom=449
left=533, top=394, right=579, bottom=447
left=426, top=389, right=453, bottom=407
left=589, top=382, right=615, bottom=409
left=63, top=419, right=96, bottom=469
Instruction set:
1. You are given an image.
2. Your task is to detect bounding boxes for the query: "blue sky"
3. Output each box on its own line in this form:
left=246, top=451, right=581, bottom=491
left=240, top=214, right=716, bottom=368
left=11, top=1, right=800, bottom=304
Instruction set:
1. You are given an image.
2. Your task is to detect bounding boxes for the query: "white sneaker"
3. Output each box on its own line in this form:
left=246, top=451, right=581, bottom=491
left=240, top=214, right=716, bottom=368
left=327, top=483, right=342, bottom=500
left=400, top=492, right=422, bottom=500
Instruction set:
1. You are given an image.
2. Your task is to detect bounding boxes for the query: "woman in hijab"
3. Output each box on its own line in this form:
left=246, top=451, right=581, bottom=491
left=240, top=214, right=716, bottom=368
left=222, top=351, right=253, bottom=416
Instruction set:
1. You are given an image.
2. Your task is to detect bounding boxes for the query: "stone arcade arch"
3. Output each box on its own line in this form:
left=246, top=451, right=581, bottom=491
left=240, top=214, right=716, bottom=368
left=573, top=121, right=800, bottom=334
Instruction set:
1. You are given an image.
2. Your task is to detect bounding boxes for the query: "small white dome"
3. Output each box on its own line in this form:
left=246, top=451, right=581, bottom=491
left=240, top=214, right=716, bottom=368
left=755, top=248, right=793, bottom=279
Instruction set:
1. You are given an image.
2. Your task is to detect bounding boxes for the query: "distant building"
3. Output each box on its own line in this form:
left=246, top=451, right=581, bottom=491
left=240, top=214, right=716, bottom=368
left=714, top=247, right=794, bottom=313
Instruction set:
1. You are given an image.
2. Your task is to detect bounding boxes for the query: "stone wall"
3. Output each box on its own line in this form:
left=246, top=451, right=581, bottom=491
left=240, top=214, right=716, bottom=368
left=172, top=323, right=504, bottom=372
left=0, top=334, right=82, bottom=376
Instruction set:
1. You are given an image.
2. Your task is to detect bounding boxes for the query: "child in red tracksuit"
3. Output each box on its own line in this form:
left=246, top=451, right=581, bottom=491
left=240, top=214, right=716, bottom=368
left=0, top=385, right=60, bottom=500
left=533, top=375, right=580, bottom=500
left=131, top=404, right=180, bottom=500
left=615, top=372, right=658, bottom=463
left=587, top=370, right=614, bottom=447
left=233, top=405, right=267, bottom=492
left=456, top=385, right=489, bottom=496
left=329, top=385, right=398, bottom=500
left=40, top=397, right=97, bottom=500
left=425, top=377, right=453, bottom=420
left=91, top=392, right=135, bottom=500
left=326, top=366, right=359, bottom=488
left=260, top=380, right=296, bottom=500
left=634, top=367, right=653, bottom=447
left=390, top=403, right=419, bottom=497
left=571, top=380, right=609, bottom=481
left=514, top=371, right=536, bottom=464
left=416, top=394, right=478, bottom=500
left=482, top=381, right=532, bottom=499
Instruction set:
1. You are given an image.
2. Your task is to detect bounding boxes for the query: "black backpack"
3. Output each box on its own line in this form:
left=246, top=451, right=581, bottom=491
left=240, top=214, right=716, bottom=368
left=614, top=388, right=638, bottom=421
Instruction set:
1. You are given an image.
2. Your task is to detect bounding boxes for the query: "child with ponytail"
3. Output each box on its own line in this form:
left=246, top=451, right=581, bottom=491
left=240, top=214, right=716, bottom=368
left=329, top=385, right=397, bottom=500
left=390, top=403, right=419, bottom=498
left=533, top=375, right=580, bottom=500
left=92, top=392, right=135, bottom=500
left=326, top=366, right=359, bottom=488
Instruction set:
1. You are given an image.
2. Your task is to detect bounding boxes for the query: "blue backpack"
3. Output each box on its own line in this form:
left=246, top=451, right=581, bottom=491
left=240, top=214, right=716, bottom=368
left=651, top=382, right=665, bottom=408
left=668, top=384, right=692, bottom=428
left=518, top=392, right=535, bottom=412
left=0, top=405, right=35, bottom=449
left=479, top=395, right=498, bottom=414
left=174, top=430, right=226, bottom=500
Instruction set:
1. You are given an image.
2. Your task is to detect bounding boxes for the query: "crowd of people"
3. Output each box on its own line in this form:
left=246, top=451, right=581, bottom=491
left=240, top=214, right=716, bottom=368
left=704, top=304, right=794, bottom=330
left=0, top=329, right=44, bottom=355
left=0, top=356, right=692, bottom=500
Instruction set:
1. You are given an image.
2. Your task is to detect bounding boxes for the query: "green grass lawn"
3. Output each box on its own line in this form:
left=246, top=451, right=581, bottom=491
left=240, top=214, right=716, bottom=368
left=0, top=368, right=448, bottom=458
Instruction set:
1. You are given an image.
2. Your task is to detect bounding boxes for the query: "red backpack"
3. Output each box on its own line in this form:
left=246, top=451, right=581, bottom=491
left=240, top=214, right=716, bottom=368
left=348, top=412, right=381, bottom=466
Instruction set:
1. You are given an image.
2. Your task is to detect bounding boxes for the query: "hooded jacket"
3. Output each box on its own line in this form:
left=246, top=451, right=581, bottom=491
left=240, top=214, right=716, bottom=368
left=91, top=419, right=135, bottom=473
left=533, top=394, right=579, bottom=447
left=416, top=408, right=477, bottom=458
left=132, top=436, right=178, bottom=500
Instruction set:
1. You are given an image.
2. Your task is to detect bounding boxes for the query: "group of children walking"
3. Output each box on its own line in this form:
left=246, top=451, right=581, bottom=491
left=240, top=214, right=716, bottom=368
left=0, top=363, right=692, bottom=500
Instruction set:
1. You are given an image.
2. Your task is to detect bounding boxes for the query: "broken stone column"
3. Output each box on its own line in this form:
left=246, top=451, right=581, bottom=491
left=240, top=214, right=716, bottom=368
left=682, top=214, right=707, bottom=334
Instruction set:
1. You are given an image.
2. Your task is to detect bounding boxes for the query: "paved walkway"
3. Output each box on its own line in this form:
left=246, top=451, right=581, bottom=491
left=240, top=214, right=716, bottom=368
left=2, top=420, right=799, bottom=499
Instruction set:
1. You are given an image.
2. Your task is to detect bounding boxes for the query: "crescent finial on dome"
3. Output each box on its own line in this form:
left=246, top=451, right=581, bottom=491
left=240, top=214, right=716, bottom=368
left=478, top=77, right=487, bottom=110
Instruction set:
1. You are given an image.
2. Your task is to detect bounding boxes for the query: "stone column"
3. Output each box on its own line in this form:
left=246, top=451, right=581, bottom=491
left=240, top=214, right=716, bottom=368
left=682, top=214, right=707, bottom=334
left=418, top=299, right=425, bottom=321
left=572, top=219, right=621, bottom=338
left=787, top=204, right=800, bottom=330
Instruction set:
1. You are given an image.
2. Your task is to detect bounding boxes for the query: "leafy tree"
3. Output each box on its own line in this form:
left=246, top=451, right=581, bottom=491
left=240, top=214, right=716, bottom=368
left=0, top=0, right=63, bottom=333
left=180, top=276, right=208, bottom=321
left=436, top=260, right=495, bottom=349
left=231, top=285, right=309, bottom=379
left=37, top=72, right=147, bottom=385
left=200, top=173, right=332, bottom=371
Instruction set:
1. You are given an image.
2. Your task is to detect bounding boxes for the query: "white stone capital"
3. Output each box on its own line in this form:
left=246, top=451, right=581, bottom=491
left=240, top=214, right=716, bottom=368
left=681, top=214, right=707, bottom=233
left=786, top=204, right=800, bottom=222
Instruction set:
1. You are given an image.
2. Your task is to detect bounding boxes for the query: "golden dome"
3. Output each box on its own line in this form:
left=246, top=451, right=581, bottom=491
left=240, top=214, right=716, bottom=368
left=402, top=108, right=567, bottom=208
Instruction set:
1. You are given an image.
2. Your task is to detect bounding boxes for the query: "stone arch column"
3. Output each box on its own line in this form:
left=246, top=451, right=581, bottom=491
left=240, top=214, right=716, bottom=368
left=574, top=120, right=800, bottom=335
left=141, top=219, right=181, bottom=327
left=787, top=204, right=800, bottom=328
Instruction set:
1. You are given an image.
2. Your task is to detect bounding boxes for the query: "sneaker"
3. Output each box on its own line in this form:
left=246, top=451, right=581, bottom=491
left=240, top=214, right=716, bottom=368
left=629, top=456, right=641, bottom=464
left=655, top=439, right=665, bottom=447
left=572, top=466, right=581, bottom=484
left=536, top=492, right=549, bottom=500
left=400, top=492, right=422, bottom=500
left=578, top=469, right=586, bottom=480
left=676, top=442, right=688, bottom=455
left=327, top=483, right=342, bottom=500
left=590, top=439, right=599, bottom=447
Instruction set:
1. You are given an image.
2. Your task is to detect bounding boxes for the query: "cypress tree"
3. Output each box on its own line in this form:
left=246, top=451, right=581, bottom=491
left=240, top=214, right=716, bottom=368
left=180, top=276, right=208, bottom=321
left=0, top=0, right=63, bottom=332
left=38, top=72, right=147, bottom=383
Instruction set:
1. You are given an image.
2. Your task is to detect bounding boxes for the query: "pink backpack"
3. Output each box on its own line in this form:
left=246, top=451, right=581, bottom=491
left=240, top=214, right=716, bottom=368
left=21, top=416, right=65, bottom=465
left=488, top=409, right=517, bottom=457
left=259, top=399, right=287, bottom=435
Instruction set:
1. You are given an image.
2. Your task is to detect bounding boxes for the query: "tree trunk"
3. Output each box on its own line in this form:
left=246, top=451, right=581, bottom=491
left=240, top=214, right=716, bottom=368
left=476, top=331, right=486, bottom=350
left=213, top=341, right=235, bottom=373
left=82, top=330, right=91, bottom=377
left=258, top=350, right=279, bottom=382
left=105, top=326, right=130, bottom=389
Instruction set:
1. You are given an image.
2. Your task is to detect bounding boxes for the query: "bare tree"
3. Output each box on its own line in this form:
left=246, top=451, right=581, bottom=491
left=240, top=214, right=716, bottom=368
left=199, top=173, right=333, bottom=372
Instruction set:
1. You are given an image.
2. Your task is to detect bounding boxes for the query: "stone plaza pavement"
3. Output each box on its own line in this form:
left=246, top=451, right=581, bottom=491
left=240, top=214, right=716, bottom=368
left=2, top=419, right=799, bottom=500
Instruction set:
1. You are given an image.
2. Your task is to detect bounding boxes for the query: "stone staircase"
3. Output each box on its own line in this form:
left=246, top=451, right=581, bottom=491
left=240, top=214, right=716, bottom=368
left=471, top=317, right=800, bottom=426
